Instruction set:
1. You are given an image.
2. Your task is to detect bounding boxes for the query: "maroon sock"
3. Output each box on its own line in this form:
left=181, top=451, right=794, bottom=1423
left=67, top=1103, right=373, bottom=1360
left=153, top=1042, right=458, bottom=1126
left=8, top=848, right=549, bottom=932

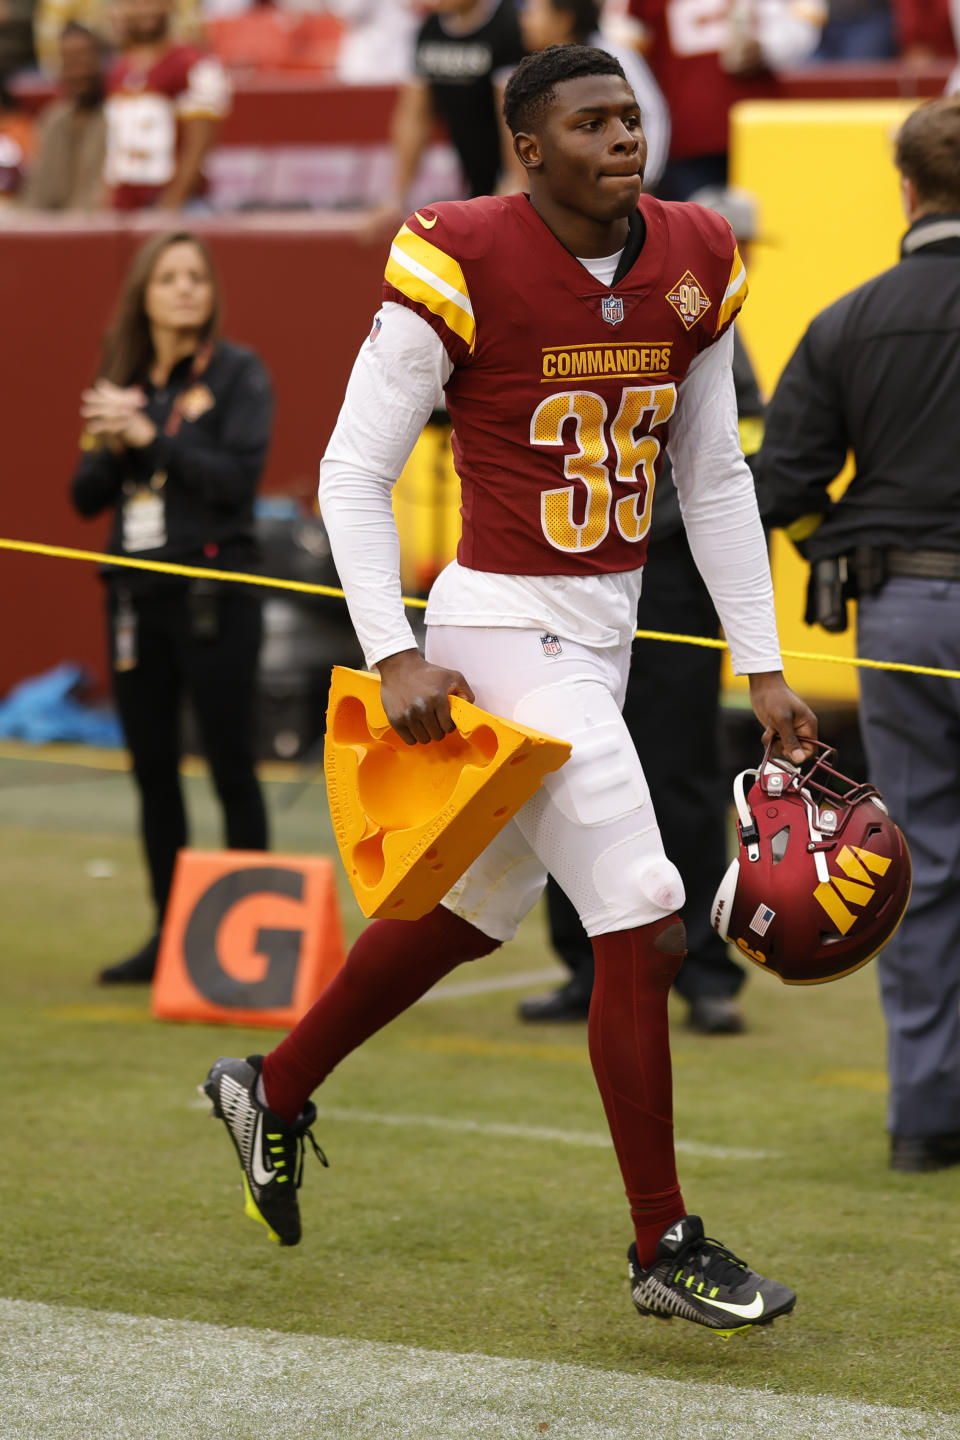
left=589, top=916, right=687, bottom=1268
left=262, top=905, right=499, bottom=1122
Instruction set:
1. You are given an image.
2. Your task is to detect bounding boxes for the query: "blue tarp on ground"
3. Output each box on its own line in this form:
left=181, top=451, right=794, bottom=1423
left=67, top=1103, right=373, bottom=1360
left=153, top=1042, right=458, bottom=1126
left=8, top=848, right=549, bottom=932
left=0, top=664, right=124, bottom=747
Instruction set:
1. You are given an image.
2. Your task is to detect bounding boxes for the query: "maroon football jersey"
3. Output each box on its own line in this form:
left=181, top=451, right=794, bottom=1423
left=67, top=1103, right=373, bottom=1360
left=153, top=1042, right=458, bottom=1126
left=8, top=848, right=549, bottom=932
left=627, top=1, right=780, bottom=160
left=383, top=193, right=747, bottom=576
left=104, top=45, right=230, bottom=210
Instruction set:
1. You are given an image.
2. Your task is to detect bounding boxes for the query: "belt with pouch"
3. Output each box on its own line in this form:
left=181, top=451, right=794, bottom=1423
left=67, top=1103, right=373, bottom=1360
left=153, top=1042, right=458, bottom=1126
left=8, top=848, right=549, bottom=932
left=886, top=549, right=960, bottom=581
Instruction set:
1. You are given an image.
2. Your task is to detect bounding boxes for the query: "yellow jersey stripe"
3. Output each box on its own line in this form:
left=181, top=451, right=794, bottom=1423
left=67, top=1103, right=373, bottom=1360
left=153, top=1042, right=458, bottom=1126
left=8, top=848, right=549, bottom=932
left=715, top=245, right=748, bottom=333
left=392, top=225, right=470, bottom=298
left=385, top=227, right=476, bottom=352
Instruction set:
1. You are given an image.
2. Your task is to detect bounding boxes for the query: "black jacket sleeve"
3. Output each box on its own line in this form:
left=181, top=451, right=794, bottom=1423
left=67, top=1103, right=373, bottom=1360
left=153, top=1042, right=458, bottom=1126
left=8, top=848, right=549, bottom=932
left=71, top=443, right=127, bottom=517
left=124, top=352, right=272, bottom=513
left=754, top=308, right=850, bottom=531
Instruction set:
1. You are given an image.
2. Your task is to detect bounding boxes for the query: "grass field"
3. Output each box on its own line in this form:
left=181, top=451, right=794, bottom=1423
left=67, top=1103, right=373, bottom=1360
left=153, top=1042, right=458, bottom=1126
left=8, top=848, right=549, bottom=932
left=2, top=743, right=959, bottom=1438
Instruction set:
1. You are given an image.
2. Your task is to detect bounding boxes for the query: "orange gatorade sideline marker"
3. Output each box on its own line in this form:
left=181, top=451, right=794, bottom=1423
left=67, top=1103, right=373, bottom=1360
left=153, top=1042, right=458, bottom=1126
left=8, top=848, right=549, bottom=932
left=325, top=666, right=572, bottom=920
left=152, top=850, right=345, bottom=1028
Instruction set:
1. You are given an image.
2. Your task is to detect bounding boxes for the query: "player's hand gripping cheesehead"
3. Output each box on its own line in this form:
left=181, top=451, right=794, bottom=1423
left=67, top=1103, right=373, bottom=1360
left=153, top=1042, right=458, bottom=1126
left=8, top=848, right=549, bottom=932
left=376, top=648, right=476, bottom=747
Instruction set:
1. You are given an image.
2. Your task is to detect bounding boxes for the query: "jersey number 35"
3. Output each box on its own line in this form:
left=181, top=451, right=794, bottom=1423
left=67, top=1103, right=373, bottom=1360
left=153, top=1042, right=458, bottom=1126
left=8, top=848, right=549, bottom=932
left=531, top=384, right=677, bottom=554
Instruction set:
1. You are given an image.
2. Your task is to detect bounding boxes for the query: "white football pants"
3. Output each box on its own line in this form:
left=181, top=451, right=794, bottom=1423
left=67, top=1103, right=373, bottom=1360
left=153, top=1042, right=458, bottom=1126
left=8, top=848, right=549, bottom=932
left=425, top=625, right=684, bottom=940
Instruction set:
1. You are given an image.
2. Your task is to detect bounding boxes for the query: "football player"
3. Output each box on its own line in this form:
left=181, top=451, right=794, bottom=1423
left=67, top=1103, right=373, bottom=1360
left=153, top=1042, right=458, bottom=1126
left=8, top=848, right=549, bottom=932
left=203, top=44, right=817, bottom=1338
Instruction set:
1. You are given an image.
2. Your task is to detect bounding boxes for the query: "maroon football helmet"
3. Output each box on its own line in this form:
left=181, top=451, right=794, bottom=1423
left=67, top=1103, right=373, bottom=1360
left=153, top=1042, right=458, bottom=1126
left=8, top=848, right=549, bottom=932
left=710, top=741, right=912, bottom=985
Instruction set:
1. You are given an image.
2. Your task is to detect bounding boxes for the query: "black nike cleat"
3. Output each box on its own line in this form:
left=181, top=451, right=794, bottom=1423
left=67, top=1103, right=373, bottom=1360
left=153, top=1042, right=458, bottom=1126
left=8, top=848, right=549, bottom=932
left=201, top=1055, right=327, bottom=1246
left=628, top=1215, right=796, bottom=1339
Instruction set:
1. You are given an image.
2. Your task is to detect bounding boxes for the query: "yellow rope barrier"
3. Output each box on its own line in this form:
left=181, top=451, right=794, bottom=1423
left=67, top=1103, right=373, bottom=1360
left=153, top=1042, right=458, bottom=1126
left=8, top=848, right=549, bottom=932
left=632, top=624, right=960, bottom=680
left=4, top=536, right=960, bottom=681
left=0, top=536, right=424, bottom=608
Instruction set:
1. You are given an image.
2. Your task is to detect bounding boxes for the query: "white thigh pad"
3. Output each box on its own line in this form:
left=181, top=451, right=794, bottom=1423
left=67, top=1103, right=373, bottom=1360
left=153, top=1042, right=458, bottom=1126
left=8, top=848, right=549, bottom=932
left=514, top=683, right=648, bottom=827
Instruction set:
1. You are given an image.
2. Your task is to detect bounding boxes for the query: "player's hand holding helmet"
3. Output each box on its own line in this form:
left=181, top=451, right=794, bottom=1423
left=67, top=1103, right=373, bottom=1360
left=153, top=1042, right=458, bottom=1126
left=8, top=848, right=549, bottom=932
left=711, top=741, right=911, bottom=984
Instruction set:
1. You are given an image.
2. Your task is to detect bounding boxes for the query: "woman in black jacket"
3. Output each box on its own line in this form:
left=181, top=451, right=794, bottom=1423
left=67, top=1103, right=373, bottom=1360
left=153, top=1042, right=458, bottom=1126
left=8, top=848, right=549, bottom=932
left=73, top=230, right=272, bottom=983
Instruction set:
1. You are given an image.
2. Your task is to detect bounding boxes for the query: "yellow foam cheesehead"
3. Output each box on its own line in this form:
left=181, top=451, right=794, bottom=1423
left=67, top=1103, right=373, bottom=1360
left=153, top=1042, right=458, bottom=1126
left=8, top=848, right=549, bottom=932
left=324, top=666, right=571, bottom=920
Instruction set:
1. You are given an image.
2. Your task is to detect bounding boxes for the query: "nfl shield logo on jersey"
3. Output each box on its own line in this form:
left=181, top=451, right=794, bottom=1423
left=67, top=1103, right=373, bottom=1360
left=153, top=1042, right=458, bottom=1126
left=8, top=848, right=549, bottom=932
left=540, top=634, right=563, bottom=656
left=601, top=294, right=624, bottom=327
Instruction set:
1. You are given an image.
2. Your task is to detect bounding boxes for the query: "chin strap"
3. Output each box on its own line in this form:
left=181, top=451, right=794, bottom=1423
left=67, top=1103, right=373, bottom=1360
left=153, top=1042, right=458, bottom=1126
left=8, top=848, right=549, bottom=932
left=733, top=768, right=760, bottom=861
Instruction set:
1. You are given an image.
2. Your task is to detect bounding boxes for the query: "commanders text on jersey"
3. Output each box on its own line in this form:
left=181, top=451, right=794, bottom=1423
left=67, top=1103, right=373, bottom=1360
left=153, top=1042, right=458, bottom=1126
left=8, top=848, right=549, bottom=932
left=541, top=343, right=673, bottom=379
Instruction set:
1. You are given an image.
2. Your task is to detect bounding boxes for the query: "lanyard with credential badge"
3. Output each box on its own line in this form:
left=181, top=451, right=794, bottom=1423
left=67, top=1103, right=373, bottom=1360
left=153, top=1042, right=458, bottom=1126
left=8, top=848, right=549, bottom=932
left=114, top=344, right=219, bottom=665
left=120, top=343, right=216, bottom=553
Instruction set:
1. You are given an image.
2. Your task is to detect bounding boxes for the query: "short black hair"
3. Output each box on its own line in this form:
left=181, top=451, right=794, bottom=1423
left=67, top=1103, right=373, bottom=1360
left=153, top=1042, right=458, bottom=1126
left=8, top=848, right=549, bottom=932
left=502, top=44, right=627, bottom=136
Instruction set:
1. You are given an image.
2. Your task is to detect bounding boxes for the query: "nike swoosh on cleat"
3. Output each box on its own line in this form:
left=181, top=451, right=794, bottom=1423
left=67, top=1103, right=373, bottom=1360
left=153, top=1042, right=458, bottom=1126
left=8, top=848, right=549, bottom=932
left=414, top=210, right=438, bottom=229
left=699, top=1292, right=766, bottom=1321
left=241, top=1175, right=282, bottom=1244
left=250, top=1112, right=277, bottom=1188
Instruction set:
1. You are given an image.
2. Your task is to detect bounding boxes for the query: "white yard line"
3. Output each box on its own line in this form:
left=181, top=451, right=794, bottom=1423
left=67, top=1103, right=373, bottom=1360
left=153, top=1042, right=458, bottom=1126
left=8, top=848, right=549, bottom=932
left=419, top=966, right=566, bottom=1001
left=311, top=1105, right=777, bottom=1161
left=189, top=1095, right=776, bottom=1160
left=0, top=1298, right=954, bottom=1440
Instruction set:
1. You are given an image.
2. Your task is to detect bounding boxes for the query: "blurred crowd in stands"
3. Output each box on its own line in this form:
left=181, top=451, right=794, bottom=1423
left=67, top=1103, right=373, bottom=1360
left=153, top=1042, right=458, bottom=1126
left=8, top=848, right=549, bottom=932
left=0, top=0, right=957, bottom=212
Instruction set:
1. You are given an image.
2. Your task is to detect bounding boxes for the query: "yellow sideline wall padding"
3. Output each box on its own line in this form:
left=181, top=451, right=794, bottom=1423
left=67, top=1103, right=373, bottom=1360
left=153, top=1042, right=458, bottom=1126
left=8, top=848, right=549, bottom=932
left=728, top=99, right=917, bottom=706
left=393, top=420, right=462, bottom=596
left=324, top=666, right=571, bottom=919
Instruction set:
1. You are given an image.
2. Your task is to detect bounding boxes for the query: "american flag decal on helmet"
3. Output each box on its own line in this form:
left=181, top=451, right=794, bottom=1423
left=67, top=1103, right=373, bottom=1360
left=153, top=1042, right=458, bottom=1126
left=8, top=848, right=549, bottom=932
left=750, top=904, right=776, bottom=936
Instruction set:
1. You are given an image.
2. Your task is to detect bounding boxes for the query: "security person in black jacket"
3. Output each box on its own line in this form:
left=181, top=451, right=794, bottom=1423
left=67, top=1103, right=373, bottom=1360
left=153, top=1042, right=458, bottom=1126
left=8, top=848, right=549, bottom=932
left=72, top=231, right=272, bottom=984
left=755, top=96, right=960, bottom=1173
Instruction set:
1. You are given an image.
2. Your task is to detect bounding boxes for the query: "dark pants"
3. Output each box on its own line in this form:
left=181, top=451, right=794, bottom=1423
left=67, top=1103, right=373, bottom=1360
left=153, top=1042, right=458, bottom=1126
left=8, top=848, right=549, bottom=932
left=811, top=14, right=897, bottom=61
left=657, top=154, right=727, bottom=204
left=108, top=585, right=268, bottom=924
left=857, top=576, right=960, bottom=1138
left=546, top=531, right=745, bottom=1001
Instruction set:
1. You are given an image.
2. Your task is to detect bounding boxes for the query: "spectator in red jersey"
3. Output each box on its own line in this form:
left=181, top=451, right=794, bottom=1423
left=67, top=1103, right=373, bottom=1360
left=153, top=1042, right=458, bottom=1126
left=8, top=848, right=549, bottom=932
left=627, top=0, right=825, bottom=199
left=893, top=0, right=956, bottom=63
left=103, top=0, right=230, bottom=210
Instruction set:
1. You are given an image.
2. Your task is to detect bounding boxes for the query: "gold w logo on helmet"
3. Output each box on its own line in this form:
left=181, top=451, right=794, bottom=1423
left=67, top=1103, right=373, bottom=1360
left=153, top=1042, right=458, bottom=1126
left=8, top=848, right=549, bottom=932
left=814, top=845, right=891, bottom=934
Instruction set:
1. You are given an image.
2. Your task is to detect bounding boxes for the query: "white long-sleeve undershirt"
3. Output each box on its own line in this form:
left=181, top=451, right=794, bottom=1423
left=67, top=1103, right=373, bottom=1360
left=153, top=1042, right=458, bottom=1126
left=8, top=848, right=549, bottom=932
left=317, top=301, right=783, bottom=677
